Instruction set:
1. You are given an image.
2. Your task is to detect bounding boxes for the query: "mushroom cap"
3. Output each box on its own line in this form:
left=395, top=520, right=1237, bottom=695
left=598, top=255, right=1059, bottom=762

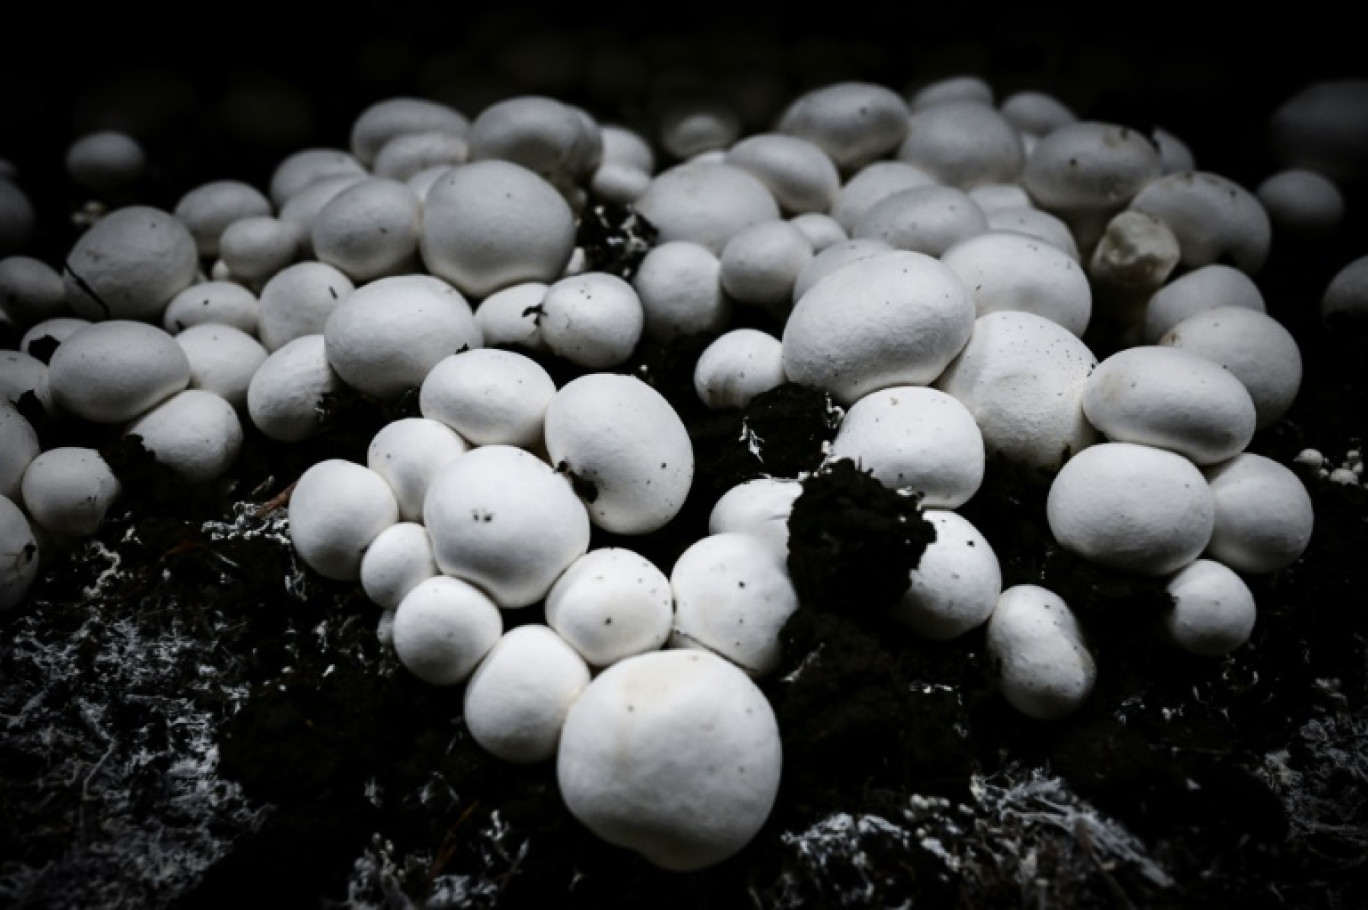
left=1159, top=306, right=1301, bottom=431
left=1162, top=558, right=1257, bottom=656
left=472, top=282, right=549, bottom=352
left=828, top=385, right=985, bottom=508
left=422, top=444, right=590, bottom=608
left=48, top=320, right=190, bottom=424
left=783, top=249, right=976, bottom=406
left=633, top=161, right=781, bottom=256
left=419, top=348, right=555, bottom=449
left=1143, top=264, right=1266, bottom=344
left=0, top=494, right=40, bottom=612
left=349, top=97, right=471, bottom=168
left=933, top=310, right=1099, bottom=470
left=896, top=100, right=1025, bottom=189
left=693, top=328, right=787, bottom=410
left=1021, top=121, right=1162, bottom=213
left=311, top=177, right=422, bottom=283
left=632, top=241, right=730, bottom=342
left=893, top=509, right=1002, bottom=640
left=173, top=179, right=272, bottom=259
left=1128, top=171, right=1272, bottom=275
left=851, top=184, right=989, bottom=257
left=63, top=205, right=199, bottom=322
left=543, top=373, right=694, bottom=535
left=391, top=575, right=502, bottom=686
left=0, top=402, right=40, bottom=502
left=20, top=446, right=121, bottom=541
left=323, top=273, right=482, bottom=400
left=669, top=531, right=799, bottom=678
left=941, top=230, right=1092, bottom=336
left=1046, top=441, right=1215, bottom=576
left=557, top=649, right=783, bottom=872
left=463, top=624, right=591, bottom=763
left=246, top=334, right=344, bottom=443
left=1322, top=254, right=1368, bottom=330
left=1202, top=453, right=1314, bottom=574
left=366, top=417, right=470, bottom=522
left=545, top=547, right=674, bottom=668
left=359, top=521, right=438, bottom=612
left=707, top=477, right=804, bottom=559
left=539, top=272, right=644, bottom=369
left=256, top=261, right=354, bottom=353
left=125, top=389, right=244, bottom=484
left=1082, top=345, right=1257, bottom=465
left=0, top=255, right=68, bottom=325
left=724, top=133, right=841, bottom=215
left=162, top=280, right=260, bottom=336
left=986, top=584, right=1096, bottom=720
left=420, top=160, right=576, bottom=298
left=776, top=81, right=911, bottom=172
left=287, top=458, right=399, bottom=581
left=268, top=147, right=367, bottom=208
left=719, top=219, right=813, bottom=310
left=830, top=160, right=937, bottom=233
left=1, top=349, right=54, bottom=414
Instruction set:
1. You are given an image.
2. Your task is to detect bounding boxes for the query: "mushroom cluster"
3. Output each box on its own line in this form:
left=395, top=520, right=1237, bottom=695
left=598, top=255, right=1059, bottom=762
left=3, top=65, right=1354, bottom=873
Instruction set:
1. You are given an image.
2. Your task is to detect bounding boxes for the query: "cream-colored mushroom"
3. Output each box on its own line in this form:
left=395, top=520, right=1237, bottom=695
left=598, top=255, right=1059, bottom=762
left=830, top=160, right=937, bottom=233
left=349, top=97, right=471, bottom=169
left=311, top=177, right=422, bottom=283
left=1127, top=172, right=1272, bottom=274
left=539, top=272, right=644, bottom=368
left=63, top=205, right=199, bottom=322
left=245, top=334, right=345, bottom=443
left=359, top=521, right=438, bottom=612
left=288, top=458, right=398, bottom=581
left=267, top=147, right=367, bottom=209
left=1142, top=264, right=1266, bottom=344
left=852, top=184, right=989, bottom=257
left=366, top=417, right=470, bottom=522
left=693, top=328, right=787, bottom=410
left=20, top=446, right=121, bottom=543
left=896, top=101, right=1024, bottom=189
left=256, top=261, right=354, bottom=353
left=941, top=230, right=1092, bottom=336
left=776, top=81, right=911, bottom=171
left=724, top=133, right=841, bottom=215
left=1162, top=558, right=1257, bottom=656
left=173, top=180, right=273, bottom=260
left=48, top=320, right=190, bottom=424
left=124, top=389, right=244, bottom=483
left=217, top=216, right=304, bottom=289
left=632, top=241, right=731, bottom=342
left=174, top=323, right=268, bottom=413
left=162, top=280, right=260, bottom=336
left=472, top=282, right=549, bottom=352
left=633, top=161, right=780, bottom=255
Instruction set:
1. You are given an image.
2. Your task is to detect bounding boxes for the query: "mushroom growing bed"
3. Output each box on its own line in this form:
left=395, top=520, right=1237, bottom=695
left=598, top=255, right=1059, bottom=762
left=2, top=8, right=1367, bottom=909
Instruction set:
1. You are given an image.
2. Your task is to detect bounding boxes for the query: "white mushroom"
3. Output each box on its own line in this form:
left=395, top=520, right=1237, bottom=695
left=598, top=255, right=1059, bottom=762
left=659, top=101, right=741, bottom=161
left=468, top=95, right=602, bottom=194
left=723, top=133, right=841, bottom=215
left=65, top=129, right=146, bottom=194
left=986, top=584, right=1096, bottom=720
left=365, top=417, right=470, bottom=522
left=545, top=547, right=674, bottom=668
left=323, top=273, right=482, bottom=400
left=543, top=373, right=695, bottom=535
left=422, top=444, right=590, bottom=608
left=719, top=220, right=813, bottom=314
left=217, top=216, right=304, bottom=289
left=47, top=320, right=190, bottom=424
left=0, top=255, right=68, bottom=324
left=20, top=317, right=90, bottom=357
left=896, top=101, right=1025, bottom=189
left=538, top=272, right=644, bottom=368
left=311, top=177, right=422, bottom=283
left=371, top=131, right=470, bottom=181
left=1127, top=172, right=1272, bottom=274
left=256, top=261, right=354, bottom=353
left=20, top=447, right=121, bottom=542
left=419, top=348, right=555, bottom=449
left=967, top=183, right=1035, bottom=214
left=463, top=624, right=591, bottom=764
left=1162, top=559, right=1258, bottom=656
left=783, top=250, right=976, bottom=406
left=708, top=477, right=804, bottom=560
left=1159, top=306, right=1301, bottom=431
left=693, top=328, right=787, bottom=410
left=908, top=74, right=994, bottom=109
left=1, top=494, right=39, bottom=612
left=557, top=649, right=783, bottom=871
left=669, top=531, right=799, bottom=678
left=1203, top=453, right=1315, bottom=575
left=983, top=207, right=1080, bottom=259
left=790, top=238, right=895, bottom=303
left=934, top=310, right=1100, bottom=470
left=245, top=334, right=345, bottom=443
left=830, top=160, right=937, bottom=233
left=892, top=509, right=1002, bottom=640
left=1046, top=441, right=1215, bottom=576
left=1142, top=264, right=1266, bottom=344
left=1082, top=345, right=1257, bottom=465
left=288, top=458, right=399, bottom=581
left=827, top=385, right=985, bottom=508
left=390, top=575, right=502, bottom=686
left=124, top=389, right=244, bottom=483
left=1322, top=255, right=1368, bottom=329
left=1256, top=168, right=1345, bottom=240
left=267, top=147, right=367, bottom=209
left=278, top=174, right=368, bottom=254
left=1086, top=211, right=1181, bottom=322
left=633, top=161, right=781, bottom=256
left=0, top=349, right=54, bottom=413
left=0, top=402, right=39, bottom=501
left=852, top=184, right=989, bottom=257
left=998, top=90, right=1077, bottom=136
left=632, top=241, right=731, bottom=342
left=941, top=230, right=1092, bottom=336
left=173, top=180, right=273, bottom=260
left=172, top=323, right=267, bottom=414
left=472, top=282, right=549, bottom=352
left=420, top=160, right=577, bottom=299
left=63, top=205, right=199, bottom=322
left=1021, top=121, right=1162, bottom=214
left=349, top=97, right=471, bottom=169
left=359, top=521, right=438, bottom=612
left=788, top=213, right=848, bottom=252
left=162, top=280, right=260, bottom=335
left=776, top=81, right=911, bottom=171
